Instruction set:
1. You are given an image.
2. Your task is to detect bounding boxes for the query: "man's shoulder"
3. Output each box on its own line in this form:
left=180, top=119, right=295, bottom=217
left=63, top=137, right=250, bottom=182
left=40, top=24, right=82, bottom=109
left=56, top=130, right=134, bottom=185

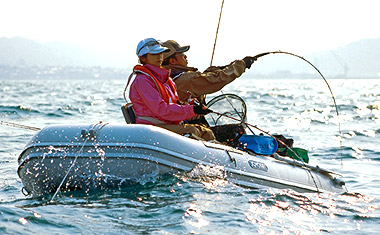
left=174, top=70, right=201, bottom=81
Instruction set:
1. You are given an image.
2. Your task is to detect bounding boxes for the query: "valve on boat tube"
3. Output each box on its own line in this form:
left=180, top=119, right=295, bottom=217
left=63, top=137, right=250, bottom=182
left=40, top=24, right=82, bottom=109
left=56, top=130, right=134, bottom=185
left=333, top=177, right=345, bottom=186
left=81, top=129, right=97, bottom=138
left=21, top=187, right=31, bottom=196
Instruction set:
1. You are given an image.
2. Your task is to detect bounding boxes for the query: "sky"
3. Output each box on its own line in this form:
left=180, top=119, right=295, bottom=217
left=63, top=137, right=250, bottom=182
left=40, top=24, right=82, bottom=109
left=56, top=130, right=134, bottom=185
left=1, top=0, right=380, bottom=68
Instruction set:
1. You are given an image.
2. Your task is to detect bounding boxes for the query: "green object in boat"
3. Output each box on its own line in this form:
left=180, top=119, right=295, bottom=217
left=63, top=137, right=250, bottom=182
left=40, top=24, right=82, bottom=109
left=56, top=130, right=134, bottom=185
left=278, top=148, right=309, bottom=163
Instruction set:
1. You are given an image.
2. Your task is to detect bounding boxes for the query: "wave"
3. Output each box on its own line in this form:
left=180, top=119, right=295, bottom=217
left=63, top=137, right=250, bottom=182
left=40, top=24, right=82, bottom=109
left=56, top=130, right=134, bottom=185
left=0, top=105, right=40, bottom=116
left=336, top=104, right=359, bottom=111
left=313, top=146, right=380, bottom=161
left=345, top=129, right=379, bottom=137
left=0, top=105, right=85, bottom=118
left=46, top=106, right=84, bottom=117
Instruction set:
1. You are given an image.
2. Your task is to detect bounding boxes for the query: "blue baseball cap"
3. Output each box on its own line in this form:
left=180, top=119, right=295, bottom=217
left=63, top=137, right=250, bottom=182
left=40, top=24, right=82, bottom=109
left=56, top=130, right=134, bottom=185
left=136, top=38, right=170, bottom=57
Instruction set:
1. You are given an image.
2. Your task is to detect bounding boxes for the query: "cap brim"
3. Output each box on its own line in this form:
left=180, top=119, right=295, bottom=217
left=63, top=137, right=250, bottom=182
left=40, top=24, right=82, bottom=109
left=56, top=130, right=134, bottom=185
left=148, top=46, right=170, bottom=55
left=177, top=45, right=190, bottom=53
left=162, top=44, right=190, bottom=60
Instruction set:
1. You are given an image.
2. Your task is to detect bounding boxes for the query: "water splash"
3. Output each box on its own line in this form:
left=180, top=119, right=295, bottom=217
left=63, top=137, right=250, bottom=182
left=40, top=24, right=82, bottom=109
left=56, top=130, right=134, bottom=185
left=180, top=164, right=229, bottom=190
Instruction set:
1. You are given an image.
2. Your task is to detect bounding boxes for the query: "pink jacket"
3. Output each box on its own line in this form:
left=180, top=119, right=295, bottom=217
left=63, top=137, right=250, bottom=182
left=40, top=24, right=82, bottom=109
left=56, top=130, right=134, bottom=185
left=129, top=64, right=196, bottom=124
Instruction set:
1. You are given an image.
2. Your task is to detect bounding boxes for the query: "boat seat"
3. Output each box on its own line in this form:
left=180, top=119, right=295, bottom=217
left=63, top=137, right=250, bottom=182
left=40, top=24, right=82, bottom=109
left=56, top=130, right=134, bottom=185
left=121, top=103, right=136, bottom=124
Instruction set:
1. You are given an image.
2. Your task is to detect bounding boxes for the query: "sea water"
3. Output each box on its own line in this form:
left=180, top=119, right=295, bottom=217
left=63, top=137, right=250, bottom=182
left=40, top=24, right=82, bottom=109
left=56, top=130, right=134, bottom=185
left=0, top=76, right=379, bottom=234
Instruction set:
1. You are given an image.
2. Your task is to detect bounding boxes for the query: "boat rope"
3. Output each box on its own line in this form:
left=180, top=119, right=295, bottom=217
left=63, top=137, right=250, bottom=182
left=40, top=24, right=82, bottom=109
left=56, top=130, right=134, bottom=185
left=212, top=110, right=321, bottom=193
left=210, top=0, right=225, bottom=67
left=50, top=122, right=101, bottom=202
left=50, top=137, right=89, bottom=202
left=0, top=120, right=40, bottom=131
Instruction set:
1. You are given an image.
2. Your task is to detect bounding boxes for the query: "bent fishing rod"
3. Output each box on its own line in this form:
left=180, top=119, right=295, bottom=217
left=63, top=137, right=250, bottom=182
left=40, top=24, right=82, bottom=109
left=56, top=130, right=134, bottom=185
left=211, top=51, right=343, bottom=166
left=246, top=51, right=343, bottom=166
left=209, top=0, right=342, bottom=167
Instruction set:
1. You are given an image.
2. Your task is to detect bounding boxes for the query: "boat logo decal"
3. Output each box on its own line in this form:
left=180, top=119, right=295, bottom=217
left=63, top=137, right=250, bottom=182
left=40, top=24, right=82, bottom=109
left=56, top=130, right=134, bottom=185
left=248, top=160, right=268, bottom=172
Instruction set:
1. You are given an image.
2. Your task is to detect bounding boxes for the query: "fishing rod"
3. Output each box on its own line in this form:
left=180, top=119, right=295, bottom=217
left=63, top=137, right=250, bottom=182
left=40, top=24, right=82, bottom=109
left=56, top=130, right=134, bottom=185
left=0, top=120, right=40, bottom=131
left=210, top=0, right=225, bottom=67
left=208, top=0, right=342, bottom=166
left=212, top=50, right=344, bottom=162
left=209, top=0, right=256, bottom=133
left=248, top=51, right=344, bottom=167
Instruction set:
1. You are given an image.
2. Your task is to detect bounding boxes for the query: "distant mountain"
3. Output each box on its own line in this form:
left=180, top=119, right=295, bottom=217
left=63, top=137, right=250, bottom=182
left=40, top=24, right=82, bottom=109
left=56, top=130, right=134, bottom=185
left=0, top=37, right=379, bottom=78
left=0, top=37, right=105, bottom=67
left=309, top=38, right=380, bottom=78
left=250, top=38, right=380, bottom=78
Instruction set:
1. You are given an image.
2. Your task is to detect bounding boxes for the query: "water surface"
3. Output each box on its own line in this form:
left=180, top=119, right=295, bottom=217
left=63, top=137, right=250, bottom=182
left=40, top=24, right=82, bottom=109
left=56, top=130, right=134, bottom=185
left=1, top=77, right=379, bottom=234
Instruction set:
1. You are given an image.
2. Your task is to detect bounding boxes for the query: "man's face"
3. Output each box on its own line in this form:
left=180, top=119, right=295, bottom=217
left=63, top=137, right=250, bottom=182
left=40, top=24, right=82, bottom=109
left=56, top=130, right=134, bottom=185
left=172, top=53, right=188, bottom=66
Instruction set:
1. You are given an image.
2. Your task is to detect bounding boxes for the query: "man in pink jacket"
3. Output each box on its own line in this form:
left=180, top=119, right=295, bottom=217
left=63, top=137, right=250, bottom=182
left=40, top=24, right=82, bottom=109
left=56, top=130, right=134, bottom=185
left=128, top=38, right=215, bottom=141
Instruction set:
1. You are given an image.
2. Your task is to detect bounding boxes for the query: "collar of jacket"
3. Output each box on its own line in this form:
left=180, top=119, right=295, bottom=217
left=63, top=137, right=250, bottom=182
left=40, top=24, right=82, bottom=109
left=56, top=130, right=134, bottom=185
left=133, top=64, right=178, bottom=104
left=163, top=64, right=198, bottom=78
left=140, top=64, right=170, bottom=83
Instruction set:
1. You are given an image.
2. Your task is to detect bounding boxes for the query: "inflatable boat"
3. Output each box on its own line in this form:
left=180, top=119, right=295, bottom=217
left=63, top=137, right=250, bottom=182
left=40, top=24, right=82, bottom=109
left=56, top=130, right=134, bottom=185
left=17, top=122, right=346, bottom=197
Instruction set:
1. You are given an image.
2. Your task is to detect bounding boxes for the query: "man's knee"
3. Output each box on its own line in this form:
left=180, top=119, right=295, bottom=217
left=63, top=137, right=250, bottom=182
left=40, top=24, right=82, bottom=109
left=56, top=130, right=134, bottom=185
left=184, top=125, right=202, bottom=137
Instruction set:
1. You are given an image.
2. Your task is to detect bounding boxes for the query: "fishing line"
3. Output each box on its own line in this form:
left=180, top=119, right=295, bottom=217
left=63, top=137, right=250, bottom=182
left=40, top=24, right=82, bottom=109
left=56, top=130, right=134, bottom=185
left=0, top=120, right=40, bottom=131
left=223, top=94, right=255, bottom=134
left=249, top=51, right=344, bottom=167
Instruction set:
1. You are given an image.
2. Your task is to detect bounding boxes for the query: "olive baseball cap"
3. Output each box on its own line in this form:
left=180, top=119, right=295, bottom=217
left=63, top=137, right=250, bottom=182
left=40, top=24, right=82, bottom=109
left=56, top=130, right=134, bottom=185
left=162, top=40, right=190, bottom=60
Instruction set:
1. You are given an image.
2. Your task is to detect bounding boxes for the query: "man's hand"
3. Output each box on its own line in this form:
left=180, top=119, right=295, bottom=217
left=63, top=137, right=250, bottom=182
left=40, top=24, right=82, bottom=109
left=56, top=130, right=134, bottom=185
left=242, top=56, right=257, bottom=69
left=193, top=105, right=213, bottom=115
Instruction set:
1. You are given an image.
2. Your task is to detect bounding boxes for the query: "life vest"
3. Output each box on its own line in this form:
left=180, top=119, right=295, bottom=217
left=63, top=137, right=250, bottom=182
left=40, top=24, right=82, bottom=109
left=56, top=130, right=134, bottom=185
left=133, top=65, right=178, bottom=104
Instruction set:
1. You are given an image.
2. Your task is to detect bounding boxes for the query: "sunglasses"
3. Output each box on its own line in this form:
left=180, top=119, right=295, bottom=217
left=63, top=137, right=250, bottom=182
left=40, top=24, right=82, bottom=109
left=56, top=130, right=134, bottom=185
left=137, top=40, right=160, bottom=54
